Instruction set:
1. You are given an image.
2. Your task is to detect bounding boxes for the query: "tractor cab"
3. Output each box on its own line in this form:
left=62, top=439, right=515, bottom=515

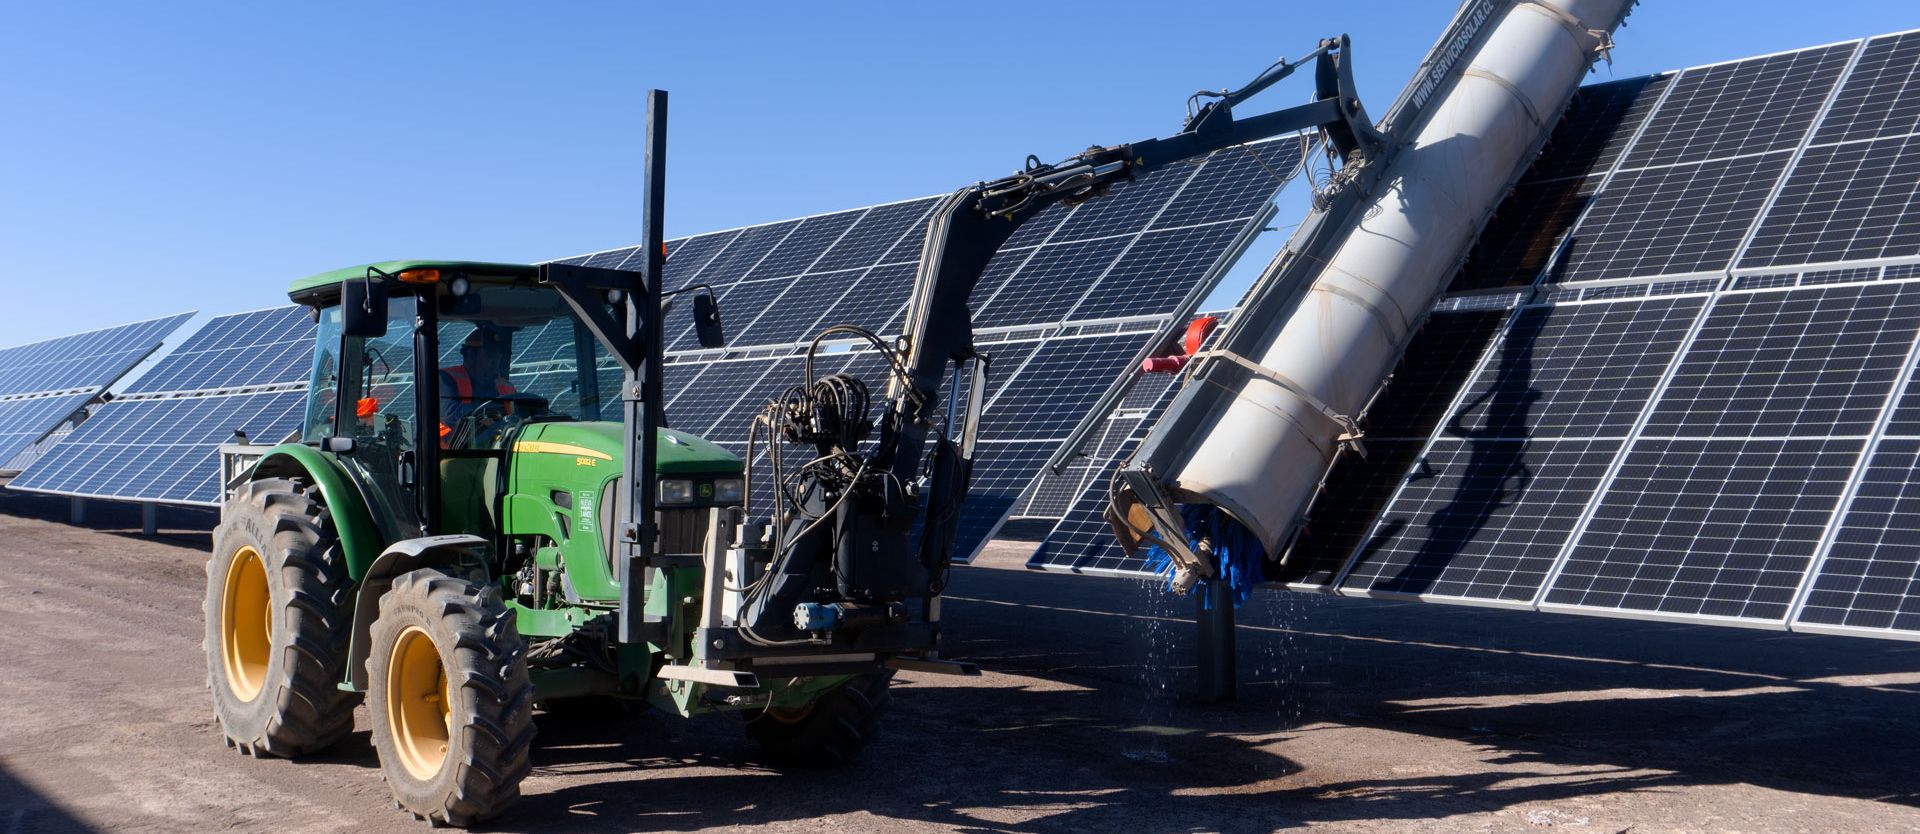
left=286, top=260, right=743, bottom=601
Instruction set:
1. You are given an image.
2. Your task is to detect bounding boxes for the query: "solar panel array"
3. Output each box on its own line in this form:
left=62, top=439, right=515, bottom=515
left=1024, top=372, right=1183, bottom=574
left=562, top=139, right=1299, bottom=559
left=1150, top=30, right=1920, bottom=643
left=0, top=313, right=192, bottom=468
left=12, top=307, right=316, bottom=504
left=13, top=139, right=1296, bottom=528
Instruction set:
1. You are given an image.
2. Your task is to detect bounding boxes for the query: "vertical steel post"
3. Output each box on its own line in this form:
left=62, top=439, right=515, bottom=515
left=1194, top=580, right=1237, bottom=702
left=618, top=89, right=668, bottom=644
left=141, top=502, right=158, bottom=536
left=69, top=497, right=85, bottom=524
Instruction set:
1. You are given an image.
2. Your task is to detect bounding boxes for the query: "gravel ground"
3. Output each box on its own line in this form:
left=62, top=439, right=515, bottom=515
left=3, top=490, right=1918, bottom=833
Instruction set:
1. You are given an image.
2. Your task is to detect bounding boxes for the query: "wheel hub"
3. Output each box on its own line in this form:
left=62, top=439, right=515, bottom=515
left=219, top=545, right=272, bottom=702
left=387, top=625, right=452, bottom=780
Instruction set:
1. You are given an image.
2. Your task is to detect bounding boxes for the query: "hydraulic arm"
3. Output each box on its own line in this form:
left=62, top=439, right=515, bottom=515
left=731, top=36, right=1383, bottom=649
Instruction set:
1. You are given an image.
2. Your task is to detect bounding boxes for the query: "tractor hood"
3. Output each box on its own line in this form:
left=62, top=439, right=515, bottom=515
left=511, top=420, right=742, bottom=475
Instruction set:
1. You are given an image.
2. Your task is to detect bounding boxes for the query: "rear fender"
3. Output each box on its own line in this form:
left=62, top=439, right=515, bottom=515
left=343, top=534, right=491, bottom=690
left=249, top=444, right=383, bottom=579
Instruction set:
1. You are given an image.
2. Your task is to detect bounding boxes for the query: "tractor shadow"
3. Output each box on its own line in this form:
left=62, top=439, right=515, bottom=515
left=0, top=766, right=101, bottom=833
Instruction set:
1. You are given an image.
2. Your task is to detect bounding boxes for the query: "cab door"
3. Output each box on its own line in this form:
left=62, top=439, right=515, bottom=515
left=324, top=293, right=429, bottom=541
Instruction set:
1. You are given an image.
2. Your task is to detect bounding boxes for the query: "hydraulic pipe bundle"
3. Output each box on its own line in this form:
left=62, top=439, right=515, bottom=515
left=1110, top=0, right=1635, bottom=592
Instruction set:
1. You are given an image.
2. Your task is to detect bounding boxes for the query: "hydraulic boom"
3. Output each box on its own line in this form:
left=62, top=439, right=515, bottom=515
left=730, top=36, right=1382, bottom=649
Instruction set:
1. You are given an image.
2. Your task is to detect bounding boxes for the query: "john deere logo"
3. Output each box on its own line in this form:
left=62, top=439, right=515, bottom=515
left=698, top=483, right=713, bottom=498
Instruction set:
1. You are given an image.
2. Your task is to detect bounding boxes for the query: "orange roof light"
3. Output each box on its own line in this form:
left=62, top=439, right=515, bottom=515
left=396, top=268, right=441, bottom=285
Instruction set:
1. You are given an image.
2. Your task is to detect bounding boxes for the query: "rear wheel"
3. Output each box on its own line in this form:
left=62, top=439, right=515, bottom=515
left=367, top=569, right=534, bottom=827
left=204, top=477, right=358, bottom=757
left=745, top=671, right=892, bottom=767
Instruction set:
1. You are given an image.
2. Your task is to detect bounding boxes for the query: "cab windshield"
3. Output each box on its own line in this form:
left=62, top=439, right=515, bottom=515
left=301, top=279, right=621, bottom=450
left=433, top=281, right=619, bottom=448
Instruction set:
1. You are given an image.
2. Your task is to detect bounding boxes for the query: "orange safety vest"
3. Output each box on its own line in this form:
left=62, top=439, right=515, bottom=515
left=439, top=367, right=516, bottom=443
left=440, top=366, right=516, bottom=401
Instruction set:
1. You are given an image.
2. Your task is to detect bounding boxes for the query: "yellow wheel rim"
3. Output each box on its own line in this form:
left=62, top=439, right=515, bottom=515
left=386, top=625, right=452, bottom=780
left=220, top=545, right=272, bottom=702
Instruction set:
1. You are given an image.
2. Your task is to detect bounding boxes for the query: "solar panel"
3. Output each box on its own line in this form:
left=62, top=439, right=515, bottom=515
left=121, top=306, right=315, bottom=394
left=976, top=333, right=1149, bottom=441
left=0, top=392, right=97, bottom=469
left=1551, top=153, right=1788, bottom=283
left=1339, top=438, right=1624, bottom=605
left=1795, top=438, right=1920, bottom=634
left=1543, top=436, right=1862, bottom=622
left=8, top=391, right=307, bottom=504
left=1014, top=377, right=1173, bottom=519
left=0, top=313, right=192, bottom=397
left=1643, top=283, right=1920, bottom=437
left=12, top=307, right=315, bottom=505
left=1809, top=32, right=1920, bottom=145
left=1187, top=30, right=1920, bottom=642
left=1025, top=376, right=1181, bottom=575
left=1322, top=289, right=1712, bottom=603
left=0, top=313, right=192, bottom=469
left=1617, top=44, right=1853, bottom=168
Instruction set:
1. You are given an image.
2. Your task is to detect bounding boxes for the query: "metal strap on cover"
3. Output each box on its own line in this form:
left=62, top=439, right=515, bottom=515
left=1515, top=0, right=1615, bottom=61
left=1462, top=67, right=1547, bottom=131
left=1189, top=348, right=1360, bottom=439
left=1314, top=278, right=1413, bottom=345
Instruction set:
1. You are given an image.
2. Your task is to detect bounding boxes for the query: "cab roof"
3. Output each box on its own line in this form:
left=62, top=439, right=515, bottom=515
left=287, top=260, right=539, bottom=301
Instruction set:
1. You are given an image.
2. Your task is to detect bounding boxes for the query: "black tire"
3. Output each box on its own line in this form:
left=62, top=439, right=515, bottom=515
left=367, top=569, right=534, bottom=827
left=204, top=477, right=359, bottom=757
left=745, top=671, right=891, bottom=767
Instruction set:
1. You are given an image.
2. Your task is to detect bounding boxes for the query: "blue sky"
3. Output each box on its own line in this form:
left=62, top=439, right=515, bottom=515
left=2, top=2, right=1914, bottom=345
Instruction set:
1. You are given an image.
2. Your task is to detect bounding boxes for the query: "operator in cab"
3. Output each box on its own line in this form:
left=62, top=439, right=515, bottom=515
left=438, top=325, right=517, bottom=447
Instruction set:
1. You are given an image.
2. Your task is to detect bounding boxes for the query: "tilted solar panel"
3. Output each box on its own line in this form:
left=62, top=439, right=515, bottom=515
left=12, top=307, right=315, bottom=505
left=0, top=392, right=97, bottom=468
left=1221, top=29, right=1920, bottom=642
left=0, top=312, right=192, bottom=468
left=0, top=313, right=192, bottom=396
left=1024, top=374, right=1181, bottom=576
left=9, top=391, right=308, bottom=504
left=124, top=306, right=315, bottom=394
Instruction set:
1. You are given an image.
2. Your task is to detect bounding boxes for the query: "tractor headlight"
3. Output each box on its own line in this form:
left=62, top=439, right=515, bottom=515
left=658, top=479, right=693, bottom=505
left=713, top=478, right=744, bottom=504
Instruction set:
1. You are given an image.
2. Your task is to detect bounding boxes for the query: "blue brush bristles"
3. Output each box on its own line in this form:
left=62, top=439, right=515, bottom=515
left=1142, top=504, right=1266, bottom=607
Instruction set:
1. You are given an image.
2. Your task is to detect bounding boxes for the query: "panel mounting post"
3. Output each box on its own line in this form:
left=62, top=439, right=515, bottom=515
left=69, top=497, right=86, bottom=525
left=141, top=502, right=157, bottom=536
left=1194, top=580, right=1237, bottom=702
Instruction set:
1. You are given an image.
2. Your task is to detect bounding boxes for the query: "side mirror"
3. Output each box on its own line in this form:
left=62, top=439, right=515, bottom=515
left=693, top=292, right=725, bottom=349
left=342, top=279, right=389, bottom=338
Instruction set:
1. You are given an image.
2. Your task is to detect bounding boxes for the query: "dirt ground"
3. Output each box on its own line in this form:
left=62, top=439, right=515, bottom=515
left=3, top=492, right=1918, bottom=833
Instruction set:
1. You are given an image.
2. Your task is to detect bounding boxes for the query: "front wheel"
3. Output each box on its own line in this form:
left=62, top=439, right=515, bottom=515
left=745, top=670, right=892, bottom=767
left=367, top=569, right=535, bottom=827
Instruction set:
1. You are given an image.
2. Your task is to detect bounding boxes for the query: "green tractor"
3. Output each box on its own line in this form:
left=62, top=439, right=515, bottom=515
left=206, top=257, right=911, bottom=824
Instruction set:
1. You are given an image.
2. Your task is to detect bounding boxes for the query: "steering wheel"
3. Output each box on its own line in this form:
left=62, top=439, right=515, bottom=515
left=447, top=393, right=550, bottom=448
